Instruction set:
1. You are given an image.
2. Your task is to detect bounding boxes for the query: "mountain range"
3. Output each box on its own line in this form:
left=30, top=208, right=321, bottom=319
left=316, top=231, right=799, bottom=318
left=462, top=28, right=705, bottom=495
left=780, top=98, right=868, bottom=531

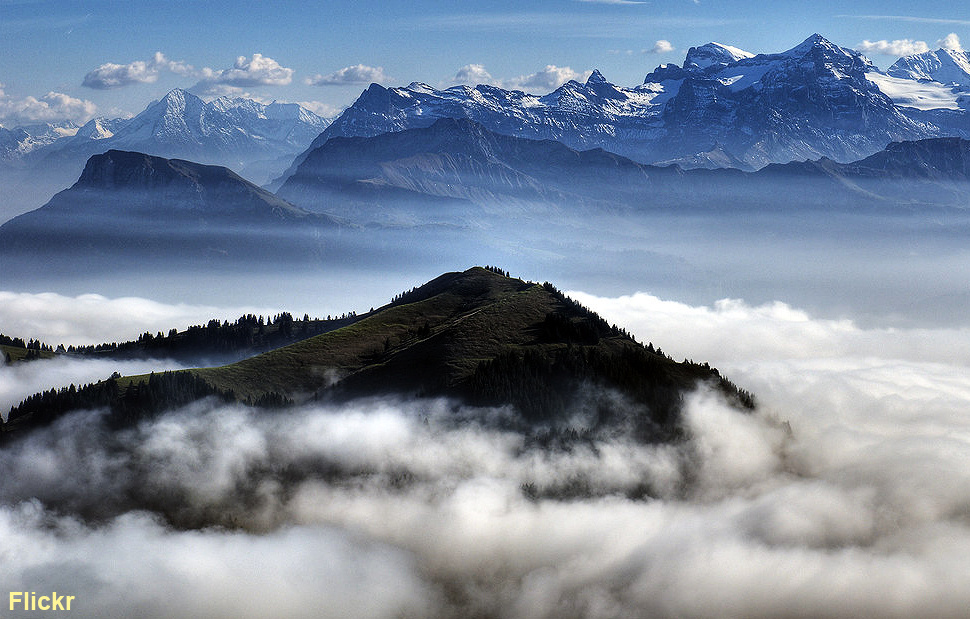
left=0, top=90, right=331, bottom=219
left=276, top=117, right=970, bottom=221
left=272, top=33, right=970, bottom=190
left=3, top=121, right=968, bottom=259
left=4, top=32, right=970, bottom=221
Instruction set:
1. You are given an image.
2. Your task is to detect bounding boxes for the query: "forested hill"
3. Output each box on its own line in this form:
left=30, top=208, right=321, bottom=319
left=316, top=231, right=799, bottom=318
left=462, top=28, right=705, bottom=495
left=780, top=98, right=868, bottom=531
left=1, top=313, right=365, bottom=367
left=3, top=267, right=753, bottom=439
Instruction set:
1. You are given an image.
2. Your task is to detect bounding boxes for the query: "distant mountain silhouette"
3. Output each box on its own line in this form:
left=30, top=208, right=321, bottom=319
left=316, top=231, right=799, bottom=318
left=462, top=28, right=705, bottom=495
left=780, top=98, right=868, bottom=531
left=278, top=118, right=970, bottom=220
left=0, top=150, right=337, bottom=260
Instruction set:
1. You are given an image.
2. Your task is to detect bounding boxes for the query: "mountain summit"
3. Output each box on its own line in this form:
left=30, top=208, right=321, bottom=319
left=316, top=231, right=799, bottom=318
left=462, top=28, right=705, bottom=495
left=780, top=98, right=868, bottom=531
left=683, top=42, right=754, bottom=71
left=888, top=46, right=970, bottom=87
left=0, top=150, right=325, bottom=263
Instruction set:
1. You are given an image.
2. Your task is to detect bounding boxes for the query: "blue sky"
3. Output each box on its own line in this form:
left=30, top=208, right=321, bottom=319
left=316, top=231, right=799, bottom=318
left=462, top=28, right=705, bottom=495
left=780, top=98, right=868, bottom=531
left=1, top=0, right=969, bottom=126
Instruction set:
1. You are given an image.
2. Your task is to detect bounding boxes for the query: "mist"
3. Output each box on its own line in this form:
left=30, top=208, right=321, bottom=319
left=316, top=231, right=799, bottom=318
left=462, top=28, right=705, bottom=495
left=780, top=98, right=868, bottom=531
left=3, top=291, right=970, bottom=618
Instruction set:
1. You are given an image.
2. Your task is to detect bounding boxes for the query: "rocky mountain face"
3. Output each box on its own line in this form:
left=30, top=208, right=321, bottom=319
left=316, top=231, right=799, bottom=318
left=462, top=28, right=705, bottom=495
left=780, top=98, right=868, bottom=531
left=755, top=137, right=970, bottom=209
left=273, top=34, right=955, bottom=187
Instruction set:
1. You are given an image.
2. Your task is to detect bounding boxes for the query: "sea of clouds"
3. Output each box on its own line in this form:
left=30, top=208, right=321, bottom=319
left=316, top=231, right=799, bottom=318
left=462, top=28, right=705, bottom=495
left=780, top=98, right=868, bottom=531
left=2, top=289, right=970, bottom=618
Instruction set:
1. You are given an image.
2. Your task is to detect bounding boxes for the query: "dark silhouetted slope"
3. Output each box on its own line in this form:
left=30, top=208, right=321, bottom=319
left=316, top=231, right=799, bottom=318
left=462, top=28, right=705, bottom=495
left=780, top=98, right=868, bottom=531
left=3, top=268, right=752, bottom=439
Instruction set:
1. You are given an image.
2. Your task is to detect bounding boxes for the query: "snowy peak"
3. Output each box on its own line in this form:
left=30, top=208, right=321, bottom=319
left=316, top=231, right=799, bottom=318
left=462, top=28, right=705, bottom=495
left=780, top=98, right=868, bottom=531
left=773, top=34, right=873, bottom=73
left=786, top=33, right=846, bottom=58
left=0, top=121, right=79, bottom=160
left=684, top=42, right=754, bottom=71
left=56, top=88, right=331, bottom=163
left=581, top=69, right=628, bottom=100
left=152, top=88, right=203, bottom=118
left=74, top=118, right=119, bottom=140
left=586, top=69, right=608, bottom=85
left=888, top=48, right=970, bottom=87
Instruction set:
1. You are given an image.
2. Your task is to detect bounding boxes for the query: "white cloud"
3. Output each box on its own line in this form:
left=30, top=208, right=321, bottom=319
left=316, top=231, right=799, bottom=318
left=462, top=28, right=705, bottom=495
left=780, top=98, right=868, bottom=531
left=507, top=65, right=591, bottom=91
left=306, top=64, right=389, bottom=86
left=855, top=38, right=930, bottom=56
left=196, top=53, right=294, bottom=89
left=83, top=52, right=294, bottom=95
left=0, top=83, right=97, bottom=125
left=648, top=39, right=675, bottom=53
left=450, top=64, right=499, bottom=86
left=567, top=290, right=970, bottom=368
left=82, top=52, right=194, bottom=89
left=450, top=64, right=591, bottom=91
left=938, top=33, right=963, bottom=52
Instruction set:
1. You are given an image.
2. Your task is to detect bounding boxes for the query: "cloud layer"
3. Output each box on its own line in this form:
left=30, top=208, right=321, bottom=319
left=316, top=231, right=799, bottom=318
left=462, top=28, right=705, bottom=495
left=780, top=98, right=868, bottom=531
left=0, top=290, right=272, bottom=346
left=3, top=290, right=970, bottom=616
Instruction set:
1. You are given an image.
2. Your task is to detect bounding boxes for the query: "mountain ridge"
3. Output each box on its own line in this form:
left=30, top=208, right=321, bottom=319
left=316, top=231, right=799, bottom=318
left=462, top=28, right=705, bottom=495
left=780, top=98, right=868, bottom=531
left=275, top=117, right=970, bottom=220
left=2, top=267, right=753, bottom=438
left=272, top=33, right=953, bottom=189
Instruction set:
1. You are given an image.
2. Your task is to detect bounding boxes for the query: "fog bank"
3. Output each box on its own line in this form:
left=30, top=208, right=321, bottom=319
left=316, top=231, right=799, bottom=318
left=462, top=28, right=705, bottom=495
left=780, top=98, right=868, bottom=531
left=3, top=291, right=970, bottom=617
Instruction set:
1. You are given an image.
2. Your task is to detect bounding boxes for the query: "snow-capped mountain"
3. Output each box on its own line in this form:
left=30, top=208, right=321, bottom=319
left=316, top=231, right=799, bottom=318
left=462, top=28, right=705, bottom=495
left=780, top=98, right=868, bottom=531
left=43, top=89, right=331, bottom=173
left=274, top=34, right=947, bottom=181
left=0, top=121, right=79, bottom=163
left=887, top=47, right=970, bottom=87
left=682, top=42, right=755, bottom=71
left=864, top=46, right=970, bottom=136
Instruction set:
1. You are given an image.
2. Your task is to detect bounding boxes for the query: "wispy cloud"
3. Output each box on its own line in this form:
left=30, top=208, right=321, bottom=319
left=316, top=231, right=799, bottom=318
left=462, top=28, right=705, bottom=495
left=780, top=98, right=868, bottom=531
left=0, top=290, right=271, bottom=346
left=0, top=12, right=91, bottom=33
left=841, top=14, right=970, bottom=26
